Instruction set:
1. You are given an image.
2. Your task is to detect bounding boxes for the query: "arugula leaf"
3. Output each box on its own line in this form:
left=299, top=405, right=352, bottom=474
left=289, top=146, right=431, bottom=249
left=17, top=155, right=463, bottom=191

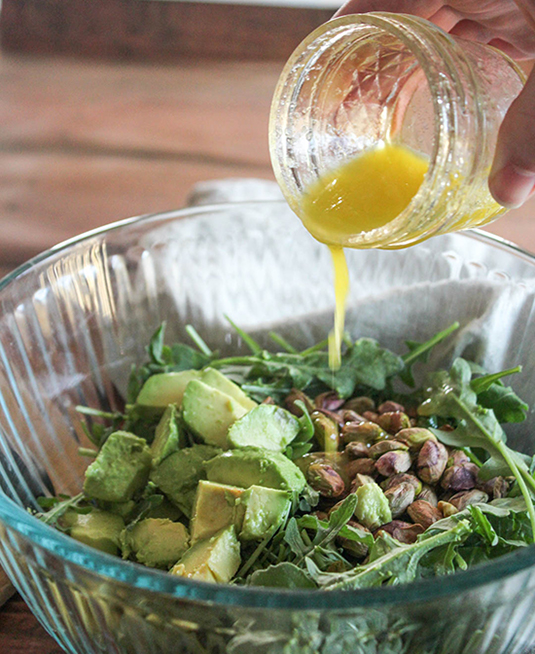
left=123, top=483, right=165, bottom=531
left=76, top=405, right=125, bottom=448
left=420, top=540, right=466, bottom=576
left=400, top=321, right=459, bottom=387
left=367, top=531, right=403, bottom=563
left=297, top=514, right=374, bottom=550
left=300, top=339, right=329, bottom=356
left=126, top=363, right=148, bottom=405
left=284, top=495, right=363, bottom=572
left=147, top=323, right=169, bottom=366
left=306, top=545, right=352, bottom=574
left=224, top=315, right=262, bottom=354
left=78, top=447, right=98, bottom=458
left=321, top=612, right=419, bottom=654
left=470, top=366, right=521, bottom=393
left=319, top=521, right=471, bottom=589
left=311, top=494, right=358, bottom=547
left=476, top=379, right=528, bottom=423
left=248, top=562, right=317, bottom=588
left=460, top=447, right=484, bottom=467
left=269, top=331, right=298, bottom=354
left=297, top=485, right=320, bottom=513
left=285, top=400, right=315, bottom=460
left=427, top=498, right=531, bottom=565
left=264, top=495, right=364, bottom=578
left=469, top=505, right=499, bottom=546
left=211, top=335, right=403, bottom=400
left=484, top=507, right=532, bottom=550
left=419, top=357, right=535, bottom=540
left=75, top=406, right=125, bottom=421
left=168, top=343, right=211, bottom=372
left=38, top=493, right=91, bottom=528
left=477, top=452, right=531, bottom=481
left=328, top=338, right=404, bottom=395
left=428, top=497, right=528, bottom=535
left=293, top=496, right=356, bottom=557
left=283, top=517, right=308, bottom=558
left=149, top=323, right=213, bottom=372
left=285, top=442, right=314, bottom=460
left=185, top=324, right=212, bottom=356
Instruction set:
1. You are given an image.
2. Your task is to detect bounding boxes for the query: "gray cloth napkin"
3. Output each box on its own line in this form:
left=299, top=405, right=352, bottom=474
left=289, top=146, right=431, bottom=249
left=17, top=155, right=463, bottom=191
left=186, top=178, right=283, bottom=206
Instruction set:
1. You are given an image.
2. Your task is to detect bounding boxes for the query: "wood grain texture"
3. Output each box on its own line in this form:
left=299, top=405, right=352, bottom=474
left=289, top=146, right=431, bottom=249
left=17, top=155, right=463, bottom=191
left=0, top=571, right=14, bottom=608
left=0, top=595, right=62, bottom=653
left=1, top=0, right=332, bottom=62
left=0, top=149, right=273, bottom=264
left=0, top=54, right=278, bottom=263
left=0, top=55, right=281, bottom=166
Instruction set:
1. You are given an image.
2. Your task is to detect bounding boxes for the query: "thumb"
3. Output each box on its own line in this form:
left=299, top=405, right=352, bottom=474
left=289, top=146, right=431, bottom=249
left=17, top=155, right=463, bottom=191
left=489, top=66, right=535, bottom=208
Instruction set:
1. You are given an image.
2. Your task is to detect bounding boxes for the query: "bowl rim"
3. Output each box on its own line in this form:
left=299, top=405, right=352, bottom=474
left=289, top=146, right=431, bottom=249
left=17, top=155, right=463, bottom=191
left=1, top=201, right=535, bottom=610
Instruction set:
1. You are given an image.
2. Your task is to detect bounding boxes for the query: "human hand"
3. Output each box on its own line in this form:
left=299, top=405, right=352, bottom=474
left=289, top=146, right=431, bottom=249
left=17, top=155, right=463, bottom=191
left=334, top=0, right=535, bottom=208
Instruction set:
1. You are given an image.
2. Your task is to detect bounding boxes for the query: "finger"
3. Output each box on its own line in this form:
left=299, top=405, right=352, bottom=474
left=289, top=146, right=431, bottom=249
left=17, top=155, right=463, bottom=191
left=334, top=0, right=441, bottom=19
left=426, top=5, right=462, bottom=32
left=449, top=19, right=493, bottom=42
left=489, top=66, right=535, bottom=208
left=487, top=38, right=534, bottom=60
left=513, top=0, right=535, bottom=33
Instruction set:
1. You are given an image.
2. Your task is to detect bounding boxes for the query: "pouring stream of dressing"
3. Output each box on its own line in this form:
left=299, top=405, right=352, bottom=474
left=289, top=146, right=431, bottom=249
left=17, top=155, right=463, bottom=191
left=300, top=143, right=429, bottom=368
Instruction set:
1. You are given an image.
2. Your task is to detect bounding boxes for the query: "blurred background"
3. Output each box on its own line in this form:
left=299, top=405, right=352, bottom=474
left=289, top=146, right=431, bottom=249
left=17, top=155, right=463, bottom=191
left=0, top=0, right=535, bottom=651
left=1, top=0, right=535, bottom=281
left=0, top=0, right=337, bottom=280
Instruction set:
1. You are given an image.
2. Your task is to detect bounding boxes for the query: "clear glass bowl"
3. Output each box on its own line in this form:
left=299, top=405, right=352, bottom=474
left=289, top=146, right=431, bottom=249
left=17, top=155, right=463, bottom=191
left=1, top=201, right=535, bottom=654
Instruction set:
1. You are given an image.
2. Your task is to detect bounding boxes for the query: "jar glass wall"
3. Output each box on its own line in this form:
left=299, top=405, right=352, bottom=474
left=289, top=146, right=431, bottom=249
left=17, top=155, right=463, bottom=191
left=269, top=13, right=526, bottom=249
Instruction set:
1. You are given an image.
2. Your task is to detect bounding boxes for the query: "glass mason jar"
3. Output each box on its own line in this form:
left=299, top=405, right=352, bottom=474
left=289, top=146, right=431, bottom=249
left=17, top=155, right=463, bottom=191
left=269, top=12, right=526, bottom=249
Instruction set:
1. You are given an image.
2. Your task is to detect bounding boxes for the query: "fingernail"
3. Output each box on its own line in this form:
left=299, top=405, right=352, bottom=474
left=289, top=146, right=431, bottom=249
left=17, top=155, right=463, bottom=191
left=489, top=162, right=535, bottom=209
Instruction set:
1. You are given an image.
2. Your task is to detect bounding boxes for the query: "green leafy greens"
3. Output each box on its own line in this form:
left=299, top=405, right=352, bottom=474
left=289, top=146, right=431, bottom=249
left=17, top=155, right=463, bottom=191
left=38, top=319, right=535, bottom=595
left=419, top=357, right=535, bottom=540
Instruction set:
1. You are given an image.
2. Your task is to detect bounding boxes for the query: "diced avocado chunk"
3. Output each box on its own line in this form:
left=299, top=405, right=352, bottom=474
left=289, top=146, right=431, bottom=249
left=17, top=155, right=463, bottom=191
left=66, top=508, right=125, bottom=556
left=354, top=480, right=392, bottom=530
left=200, top=368, right=257, bottom=411
left=120, top=518, right=190, bottom=568
left=147, top=497, right=183, bottom=521
left=239, top=486, right=291, bottom=541
left=182, top=380, right=248, bottom=449
left=151, top=404, right=186, bottom=466
left=190, top=481, right=291, bottom=543
left=84, top=431, right=151, bottom=503
left=150, top=444, right=221, bottom=517
left=190, top=480, right=245, bottom=543
left=227, top=405, right=300, bottom=451
left=205, top=447, right=306, bottom=493
left=136, top=371, right=201, bottom=409
left=98, top=500, right=136, bottom=521
left=100, top=495, right=183, bottom=522
left=171, top=526, right=241, bottom=584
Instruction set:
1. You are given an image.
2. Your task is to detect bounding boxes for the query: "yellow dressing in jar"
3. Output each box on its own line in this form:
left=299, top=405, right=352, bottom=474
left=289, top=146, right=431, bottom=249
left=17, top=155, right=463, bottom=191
left=301, top=144, right=429, bottom=245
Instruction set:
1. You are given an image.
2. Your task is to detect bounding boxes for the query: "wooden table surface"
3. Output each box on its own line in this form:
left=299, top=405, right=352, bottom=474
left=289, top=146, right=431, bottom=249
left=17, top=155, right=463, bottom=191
left=1, top=50, right=535, bottom=653
left=0, top=49, right=280, bottom=654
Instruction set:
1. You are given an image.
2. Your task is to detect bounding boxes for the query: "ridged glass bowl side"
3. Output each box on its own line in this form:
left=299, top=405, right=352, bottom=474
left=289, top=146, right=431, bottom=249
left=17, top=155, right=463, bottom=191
left=1, top=202, right=535, bottom=653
